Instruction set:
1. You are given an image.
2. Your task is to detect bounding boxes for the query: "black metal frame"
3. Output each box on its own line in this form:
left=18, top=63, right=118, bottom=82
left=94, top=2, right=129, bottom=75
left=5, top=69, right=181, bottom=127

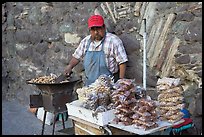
left=27, top=77, right=81, bottom=135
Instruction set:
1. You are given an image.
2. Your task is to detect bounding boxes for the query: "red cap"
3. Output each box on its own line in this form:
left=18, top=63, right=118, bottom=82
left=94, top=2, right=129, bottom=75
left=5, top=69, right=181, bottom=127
left=88, top=15, right=104, bottom=28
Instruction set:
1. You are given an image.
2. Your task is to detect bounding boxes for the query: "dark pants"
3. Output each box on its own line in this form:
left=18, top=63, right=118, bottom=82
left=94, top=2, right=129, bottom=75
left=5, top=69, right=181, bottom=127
left=113, top=71, right=119, bottom=83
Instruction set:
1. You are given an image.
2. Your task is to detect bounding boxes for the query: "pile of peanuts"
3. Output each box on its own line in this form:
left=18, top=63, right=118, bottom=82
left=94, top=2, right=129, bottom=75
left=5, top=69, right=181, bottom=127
left=28, top=76, right=56, bottom=84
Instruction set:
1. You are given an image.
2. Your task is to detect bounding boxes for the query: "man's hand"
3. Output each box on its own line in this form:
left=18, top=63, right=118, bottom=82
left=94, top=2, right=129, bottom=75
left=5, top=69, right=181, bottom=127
left=64, top=65, right=72, bottom=76
left=64, top=57, right=80, bottom=76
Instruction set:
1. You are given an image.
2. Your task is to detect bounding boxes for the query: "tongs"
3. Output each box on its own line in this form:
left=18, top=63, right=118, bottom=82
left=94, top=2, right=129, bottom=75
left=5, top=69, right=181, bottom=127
left=55, top=71, right=73, bottom=83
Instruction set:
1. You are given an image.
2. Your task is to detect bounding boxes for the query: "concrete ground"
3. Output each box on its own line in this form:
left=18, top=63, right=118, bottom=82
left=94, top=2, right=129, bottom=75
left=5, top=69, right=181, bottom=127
left=2, top=99, right=74, bottom=135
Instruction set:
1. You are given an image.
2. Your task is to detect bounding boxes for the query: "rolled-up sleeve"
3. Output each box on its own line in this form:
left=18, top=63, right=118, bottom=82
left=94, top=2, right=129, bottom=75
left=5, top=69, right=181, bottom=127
left=114, top=38, right=128, bottom=65
left=72, top=37, right=88, bottom=60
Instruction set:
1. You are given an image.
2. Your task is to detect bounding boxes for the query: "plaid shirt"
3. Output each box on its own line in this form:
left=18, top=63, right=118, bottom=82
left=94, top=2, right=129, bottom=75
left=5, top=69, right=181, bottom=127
left=73, top=32, right=128, bottom=74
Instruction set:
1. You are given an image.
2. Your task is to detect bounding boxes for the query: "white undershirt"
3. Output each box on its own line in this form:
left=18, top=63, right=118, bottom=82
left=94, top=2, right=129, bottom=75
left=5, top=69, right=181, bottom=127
left=93, top=40, right=102, bottom=47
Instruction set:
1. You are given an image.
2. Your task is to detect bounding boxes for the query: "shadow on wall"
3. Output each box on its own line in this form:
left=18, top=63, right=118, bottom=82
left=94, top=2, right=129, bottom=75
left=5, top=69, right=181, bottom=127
left=118, top=33, right=157, bottom=87
left=119, top=33, right=140, bottom=55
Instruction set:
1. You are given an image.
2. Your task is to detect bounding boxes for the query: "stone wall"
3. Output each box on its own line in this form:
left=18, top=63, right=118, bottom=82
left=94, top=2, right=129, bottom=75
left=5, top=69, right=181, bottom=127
left=2, top=2, right=202, bottom=134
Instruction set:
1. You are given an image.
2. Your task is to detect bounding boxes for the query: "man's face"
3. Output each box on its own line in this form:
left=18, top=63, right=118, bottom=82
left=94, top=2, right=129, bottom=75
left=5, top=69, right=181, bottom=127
left=89, top=25, right=105, bottom=41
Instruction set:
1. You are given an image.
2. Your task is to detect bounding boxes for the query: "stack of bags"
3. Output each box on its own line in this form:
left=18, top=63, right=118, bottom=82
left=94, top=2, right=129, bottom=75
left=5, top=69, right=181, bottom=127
left=156, top=77, right=185, bottom=123
left=76, top=74, right=113, bottom=112
left=111, top=79, right=159, bottom=130
left=110, top=79, right=137, bottom=126
left=131, top=98, right=158, bottom=130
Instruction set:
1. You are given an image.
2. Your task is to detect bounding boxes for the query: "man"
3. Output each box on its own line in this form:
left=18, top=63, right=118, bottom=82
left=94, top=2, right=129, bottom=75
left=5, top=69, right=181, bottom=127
left=64, top=15, right=128, bottom=86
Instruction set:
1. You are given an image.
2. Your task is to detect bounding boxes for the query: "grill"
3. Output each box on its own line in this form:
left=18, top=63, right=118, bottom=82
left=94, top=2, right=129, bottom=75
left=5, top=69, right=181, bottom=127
left=27, top=76, right=81, bottom=135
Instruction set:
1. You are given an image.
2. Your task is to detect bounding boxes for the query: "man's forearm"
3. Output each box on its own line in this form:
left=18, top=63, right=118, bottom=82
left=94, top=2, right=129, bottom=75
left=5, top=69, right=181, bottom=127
left=65, top=57, right=80, bottom=75
left=68, top=57, right=80, bottom=68
left=119, top=63, right=126, bottom=79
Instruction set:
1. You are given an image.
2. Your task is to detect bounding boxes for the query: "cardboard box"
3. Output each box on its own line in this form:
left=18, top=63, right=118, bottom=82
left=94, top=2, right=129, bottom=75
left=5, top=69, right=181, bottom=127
left=36, top=107, right=54, bottom=125
left=66, top=100, right=115, bottom=126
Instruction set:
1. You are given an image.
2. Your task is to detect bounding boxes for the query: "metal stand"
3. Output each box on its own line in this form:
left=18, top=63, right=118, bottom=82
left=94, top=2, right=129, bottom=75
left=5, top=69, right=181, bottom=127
left=41, top=110, right=66, bottom=135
